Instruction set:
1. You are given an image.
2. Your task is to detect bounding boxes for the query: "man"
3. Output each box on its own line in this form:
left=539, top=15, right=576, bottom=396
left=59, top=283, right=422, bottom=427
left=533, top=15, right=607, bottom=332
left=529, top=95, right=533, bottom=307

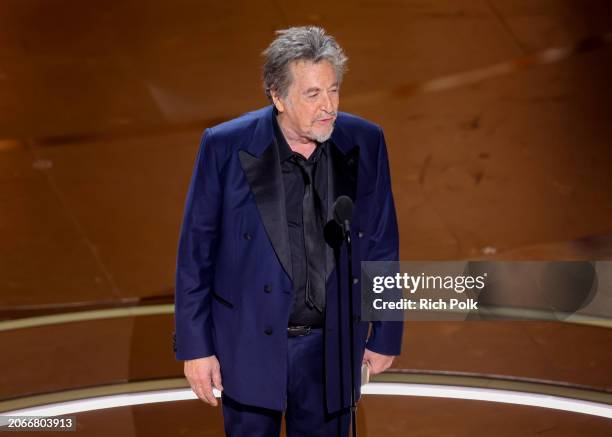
left=174, top=26, right=403, bottom=436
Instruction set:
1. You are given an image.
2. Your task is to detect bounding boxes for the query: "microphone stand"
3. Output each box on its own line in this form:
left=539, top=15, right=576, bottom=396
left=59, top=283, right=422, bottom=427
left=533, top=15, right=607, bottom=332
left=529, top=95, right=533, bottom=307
left=342, top=219, right=358, bottom=437
left=327, top=195, right=358, bottom=437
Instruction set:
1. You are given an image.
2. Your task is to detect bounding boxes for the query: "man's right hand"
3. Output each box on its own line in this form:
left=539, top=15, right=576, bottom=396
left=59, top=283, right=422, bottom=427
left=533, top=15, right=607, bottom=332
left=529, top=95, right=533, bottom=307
left=184, top=355, right=223, bottom=406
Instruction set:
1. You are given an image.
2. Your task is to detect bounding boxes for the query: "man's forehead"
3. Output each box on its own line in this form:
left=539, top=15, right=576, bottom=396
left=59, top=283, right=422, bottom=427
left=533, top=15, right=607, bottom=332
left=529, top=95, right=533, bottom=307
left=288, top=59, right=338, bottom=87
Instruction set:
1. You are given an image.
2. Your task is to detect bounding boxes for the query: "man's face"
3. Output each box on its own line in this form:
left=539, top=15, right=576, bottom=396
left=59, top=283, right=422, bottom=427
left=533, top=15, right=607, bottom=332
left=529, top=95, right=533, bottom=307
left=273, top=59, right=339, bottom=143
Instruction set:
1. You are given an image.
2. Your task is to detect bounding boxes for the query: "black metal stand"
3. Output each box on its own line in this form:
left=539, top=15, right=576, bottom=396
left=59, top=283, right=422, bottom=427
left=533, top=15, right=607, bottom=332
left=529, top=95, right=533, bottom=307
left=344, top=226, right=357, bottom=437
left=325, top=204, right=358, bottom=437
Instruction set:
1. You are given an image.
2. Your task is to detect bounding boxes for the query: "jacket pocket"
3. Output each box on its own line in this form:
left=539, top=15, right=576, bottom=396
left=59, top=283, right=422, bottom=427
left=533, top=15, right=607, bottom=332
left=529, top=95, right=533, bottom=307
left=211, top=290, right=234, bottom=309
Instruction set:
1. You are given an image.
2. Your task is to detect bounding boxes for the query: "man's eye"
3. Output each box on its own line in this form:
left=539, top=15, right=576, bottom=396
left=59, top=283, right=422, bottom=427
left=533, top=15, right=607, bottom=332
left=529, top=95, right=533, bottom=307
left=330, top=89, right=338, bottom=93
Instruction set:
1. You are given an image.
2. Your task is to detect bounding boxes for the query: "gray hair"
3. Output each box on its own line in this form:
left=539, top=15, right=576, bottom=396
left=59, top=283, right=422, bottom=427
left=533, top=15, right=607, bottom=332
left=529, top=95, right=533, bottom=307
left=262, top=26, right=348, bottom=102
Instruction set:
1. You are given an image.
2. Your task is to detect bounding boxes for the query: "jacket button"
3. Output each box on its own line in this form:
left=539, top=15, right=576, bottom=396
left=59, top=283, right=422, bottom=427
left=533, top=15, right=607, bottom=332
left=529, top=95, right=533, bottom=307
left=264, top=327, right=273, bottom=335
left=353, top=277, right=359, bottom=284
left=243, top=232, right=252, bottom=240
left=358, top=231, right=364, bottom=238
left=264, top=284, right=272, bottom=293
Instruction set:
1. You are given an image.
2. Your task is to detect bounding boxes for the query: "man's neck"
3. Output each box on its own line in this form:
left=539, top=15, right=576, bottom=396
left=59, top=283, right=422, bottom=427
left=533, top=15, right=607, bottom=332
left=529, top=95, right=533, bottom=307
left=276, top=112, right=317, bottom=159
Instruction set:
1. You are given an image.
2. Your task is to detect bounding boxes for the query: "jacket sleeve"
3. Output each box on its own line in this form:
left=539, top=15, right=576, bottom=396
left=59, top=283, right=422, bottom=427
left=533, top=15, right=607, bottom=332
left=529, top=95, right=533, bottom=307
left=174, top=128, right=221, bottom=360
left=364, top=126, right=404, bottom=356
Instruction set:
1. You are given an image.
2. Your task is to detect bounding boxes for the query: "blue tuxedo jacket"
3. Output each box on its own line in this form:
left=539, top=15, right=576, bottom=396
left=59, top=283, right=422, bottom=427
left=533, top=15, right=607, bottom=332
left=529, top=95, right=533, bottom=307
left=174, top=105, right=403, bottom=413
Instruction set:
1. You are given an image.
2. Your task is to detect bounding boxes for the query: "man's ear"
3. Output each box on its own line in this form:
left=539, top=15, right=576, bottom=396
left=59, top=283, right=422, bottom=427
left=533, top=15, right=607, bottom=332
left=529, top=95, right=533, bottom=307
left=271, top=91, right=285, bottom=113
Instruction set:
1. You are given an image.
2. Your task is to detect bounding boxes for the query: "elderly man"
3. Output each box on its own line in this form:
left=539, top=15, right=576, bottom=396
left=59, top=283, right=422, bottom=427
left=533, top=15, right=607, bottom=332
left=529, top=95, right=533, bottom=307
left=174, top=26, right=403, bottom=436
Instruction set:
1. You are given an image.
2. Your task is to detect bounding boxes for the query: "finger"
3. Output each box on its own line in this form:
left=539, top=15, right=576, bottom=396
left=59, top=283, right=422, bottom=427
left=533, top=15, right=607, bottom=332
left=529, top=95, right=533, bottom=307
left=382, top=357, right=394, bottom=372
left=212, top=367, right=224, bottom=392
left=192, top=384, right=209, bottom=403
left=201, top=381, right=218, bottom=406
left=191, top=377, right=214, bottom=405
left=196, top=384, right=215, bottom=406
left=208, top=390, right=219, bottom=406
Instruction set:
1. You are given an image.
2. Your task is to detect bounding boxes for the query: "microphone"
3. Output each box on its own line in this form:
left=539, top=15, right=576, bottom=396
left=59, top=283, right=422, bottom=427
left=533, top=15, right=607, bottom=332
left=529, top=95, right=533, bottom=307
left=324, top=196, right=353, bottom=249
left=333, top=195, right=353, bottom=233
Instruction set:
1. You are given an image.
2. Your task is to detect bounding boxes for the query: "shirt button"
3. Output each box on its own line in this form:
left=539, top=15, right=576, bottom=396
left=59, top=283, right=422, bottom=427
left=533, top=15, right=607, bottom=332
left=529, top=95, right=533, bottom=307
left=264, top=284, right=272, bottom=293
left=264, top=327, right=273, bottom=335
left=243, top=232, right=252, bottom=240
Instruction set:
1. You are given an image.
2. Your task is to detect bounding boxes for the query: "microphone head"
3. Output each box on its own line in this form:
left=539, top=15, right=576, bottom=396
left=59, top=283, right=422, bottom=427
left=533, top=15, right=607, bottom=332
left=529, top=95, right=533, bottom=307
left=333, top=195, right=354, bottom=225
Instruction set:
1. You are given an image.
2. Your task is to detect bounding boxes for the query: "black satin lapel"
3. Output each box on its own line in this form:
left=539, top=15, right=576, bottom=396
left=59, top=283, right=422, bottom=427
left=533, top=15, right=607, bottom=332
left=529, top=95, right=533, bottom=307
left=326, top=143, right=360, bottom=281
left=239, top=144, right=293, bottom=281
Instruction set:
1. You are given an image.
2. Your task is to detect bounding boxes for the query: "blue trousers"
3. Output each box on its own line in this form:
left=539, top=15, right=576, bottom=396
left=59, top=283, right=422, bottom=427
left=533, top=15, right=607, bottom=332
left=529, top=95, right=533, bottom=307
left=221, top=328, right=351, bottom=437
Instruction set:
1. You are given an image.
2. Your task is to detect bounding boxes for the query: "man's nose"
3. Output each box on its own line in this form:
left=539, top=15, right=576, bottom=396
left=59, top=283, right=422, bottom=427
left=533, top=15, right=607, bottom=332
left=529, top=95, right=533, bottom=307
left=320, top=91, right=333, bottom=113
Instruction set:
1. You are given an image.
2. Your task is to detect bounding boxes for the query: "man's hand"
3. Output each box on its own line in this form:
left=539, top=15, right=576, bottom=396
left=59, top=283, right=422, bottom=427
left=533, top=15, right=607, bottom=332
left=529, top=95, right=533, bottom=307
left=362, top=348, right=395, bottom=375
left=184, top=355, right=223, bottom=406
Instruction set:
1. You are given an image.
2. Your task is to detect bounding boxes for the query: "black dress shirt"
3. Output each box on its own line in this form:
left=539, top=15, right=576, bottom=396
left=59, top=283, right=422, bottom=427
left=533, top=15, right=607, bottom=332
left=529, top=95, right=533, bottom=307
left=272, top=111, right=329, bottom=326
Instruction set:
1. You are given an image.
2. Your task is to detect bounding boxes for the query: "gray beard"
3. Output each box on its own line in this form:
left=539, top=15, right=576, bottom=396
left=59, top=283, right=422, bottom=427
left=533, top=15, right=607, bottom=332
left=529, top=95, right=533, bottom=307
left=308, top=125, right=334, bottom=143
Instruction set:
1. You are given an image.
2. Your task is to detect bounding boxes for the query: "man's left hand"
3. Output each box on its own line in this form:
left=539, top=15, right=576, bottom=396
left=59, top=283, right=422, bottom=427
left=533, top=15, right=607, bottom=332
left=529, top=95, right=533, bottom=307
left=362, top=348, right=395, bottom=375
